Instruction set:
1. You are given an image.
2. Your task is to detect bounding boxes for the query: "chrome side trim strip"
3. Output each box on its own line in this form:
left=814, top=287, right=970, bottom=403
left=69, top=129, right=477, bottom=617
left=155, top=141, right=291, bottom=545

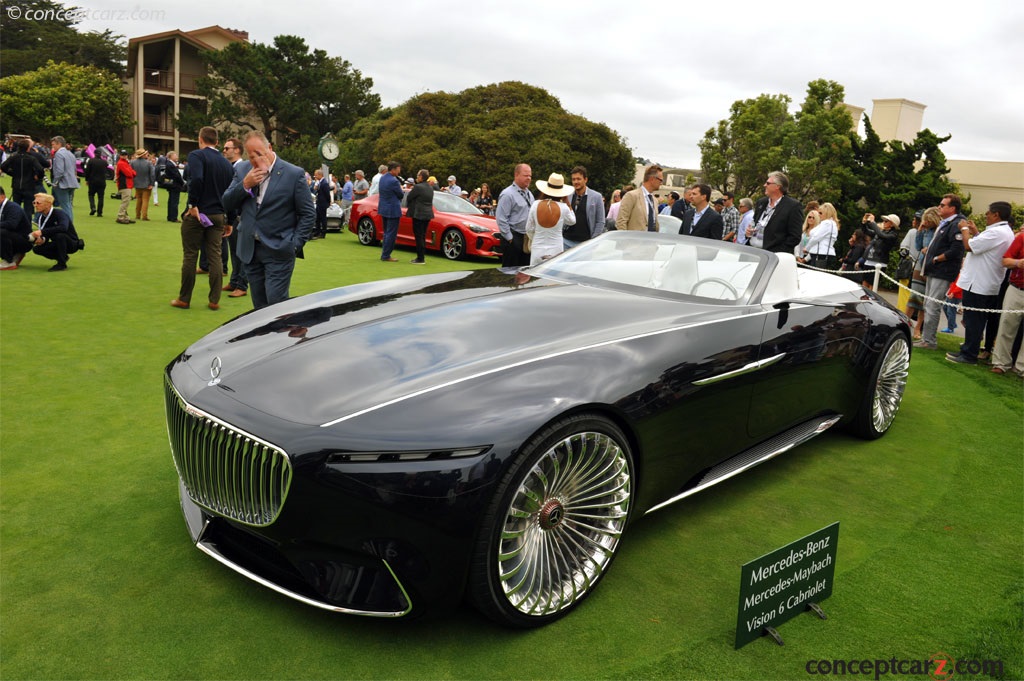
left=692, top=352, right=787, bottom=386
left=321, top=308, right=773, bottom=427
left=195, top=539, right=413, bottom=618
left=644, top=414, right=842, bottom=515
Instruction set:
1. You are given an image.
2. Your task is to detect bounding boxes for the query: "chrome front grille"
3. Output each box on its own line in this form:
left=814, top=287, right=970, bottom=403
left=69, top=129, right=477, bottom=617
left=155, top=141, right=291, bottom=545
left=164, top=378, right=291, bottom=526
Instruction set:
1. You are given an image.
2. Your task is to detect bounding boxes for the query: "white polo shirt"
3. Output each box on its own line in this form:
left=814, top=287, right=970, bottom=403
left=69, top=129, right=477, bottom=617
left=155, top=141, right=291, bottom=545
left=957, top=221, right=1014, bottom=295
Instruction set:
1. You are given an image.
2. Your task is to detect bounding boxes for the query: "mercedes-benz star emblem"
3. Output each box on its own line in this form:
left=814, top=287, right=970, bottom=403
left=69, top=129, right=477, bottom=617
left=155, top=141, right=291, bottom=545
left=208, top=356, right=222, bottom=386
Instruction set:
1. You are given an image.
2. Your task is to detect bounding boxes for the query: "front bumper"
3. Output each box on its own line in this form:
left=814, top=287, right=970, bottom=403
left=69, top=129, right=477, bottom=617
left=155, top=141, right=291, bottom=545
left=180, top=481, right=413, bottom=617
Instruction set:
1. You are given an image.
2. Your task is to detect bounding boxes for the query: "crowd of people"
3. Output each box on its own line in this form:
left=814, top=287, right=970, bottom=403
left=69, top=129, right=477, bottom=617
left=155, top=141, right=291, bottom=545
left=2, top=136, right=1021, bottom=376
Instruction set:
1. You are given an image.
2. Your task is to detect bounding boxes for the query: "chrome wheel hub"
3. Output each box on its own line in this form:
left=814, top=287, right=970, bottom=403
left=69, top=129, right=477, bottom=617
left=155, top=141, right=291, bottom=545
left=872, top=338, right=910, bottom=433
left=497, top=431, right=631, bottom=617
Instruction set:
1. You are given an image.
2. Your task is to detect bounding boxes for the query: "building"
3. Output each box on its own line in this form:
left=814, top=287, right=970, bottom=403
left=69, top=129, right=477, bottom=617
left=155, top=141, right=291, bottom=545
left=125, top=26, right=248, bottom=155
left=859, top=98, right=1024, bottom=210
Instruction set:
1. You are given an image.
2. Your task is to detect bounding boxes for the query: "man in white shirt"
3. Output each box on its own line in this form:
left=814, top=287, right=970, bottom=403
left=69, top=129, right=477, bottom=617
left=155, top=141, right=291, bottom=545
left=945, top=201, right=1016, bottom=365
left=367, top=164, right=386, bottom=196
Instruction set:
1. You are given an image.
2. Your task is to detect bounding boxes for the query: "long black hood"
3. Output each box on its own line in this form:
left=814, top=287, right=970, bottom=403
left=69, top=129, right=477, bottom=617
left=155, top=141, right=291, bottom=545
left=172, top=269, right=738, bottom=426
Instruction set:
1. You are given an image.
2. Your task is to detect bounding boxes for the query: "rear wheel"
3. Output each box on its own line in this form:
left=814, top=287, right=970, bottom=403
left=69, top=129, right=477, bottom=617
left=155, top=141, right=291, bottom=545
left=469, top=414, right=633, bottom=627
left=851, top=331, right=910, bottom=439
left=357, top=218, right=378, bottom=246
left=441, top=228, right=465, bottom=260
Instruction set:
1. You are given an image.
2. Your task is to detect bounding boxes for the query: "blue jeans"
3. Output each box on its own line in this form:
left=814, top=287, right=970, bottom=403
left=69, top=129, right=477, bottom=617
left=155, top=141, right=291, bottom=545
left=52, top=186, right=75, bottom=221
left=381, top=216, right=399, bottom=259
left=943, top=296, right=959, bottom=330
left=245, top=241, right=296, bottom=309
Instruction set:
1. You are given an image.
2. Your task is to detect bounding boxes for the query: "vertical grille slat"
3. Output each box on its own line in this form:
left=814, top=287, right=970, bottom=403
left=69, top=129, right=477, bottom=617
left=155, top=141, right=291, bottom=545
left=164, top=377, right=291, bottom=527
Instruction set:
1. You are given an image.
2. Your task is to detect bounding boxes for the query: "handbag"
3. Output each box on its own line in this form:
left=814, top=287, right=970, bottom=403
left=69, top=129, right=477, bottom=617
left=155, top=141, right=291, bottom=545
left=523, top=231, right=532, bottom=254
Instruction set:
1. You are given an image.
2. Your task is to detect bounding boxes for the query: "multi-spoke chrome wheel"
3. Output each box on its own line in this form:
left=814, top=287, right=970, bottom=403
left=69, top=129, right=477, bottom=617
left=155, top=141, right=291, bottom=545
left=470, top=415, right=632, bottom=627
left=357, top=218, right=377, bottom=246
left=441, top=229, right=465, bottom=260
left=852, top=332, right=910, bottom=439
left=872, top=337, right=910, bottom=433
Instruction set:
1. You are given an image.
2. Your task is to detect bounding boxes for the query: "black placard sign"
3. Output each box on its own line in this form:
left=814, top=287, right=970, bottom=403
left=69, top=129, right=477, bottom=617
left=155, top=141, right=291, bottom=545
left=735, top=522, right=839, bottom=649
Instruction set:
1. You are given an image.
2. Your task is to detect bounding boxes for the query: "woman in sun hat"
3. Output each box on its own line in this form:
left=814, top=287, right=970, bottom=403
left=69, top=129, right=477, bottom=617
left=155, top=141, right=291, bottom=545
left=525, top=172, right=576, bottom=266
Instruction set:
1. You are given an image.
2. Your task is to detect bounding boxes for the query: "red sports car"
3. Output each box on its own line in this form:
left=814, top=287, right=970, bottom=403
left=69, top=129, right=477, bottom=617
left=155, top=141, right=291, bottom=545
left=348, top=192, right=502, bottom=260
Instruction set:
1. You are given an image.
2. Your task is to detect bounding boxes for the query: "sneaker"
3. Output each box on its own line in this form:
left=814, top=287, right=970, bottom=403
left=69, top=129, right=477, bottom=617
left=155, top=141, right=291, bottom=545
left=913, top=341, right=937, bottom=349
left=945, top=353, right=976, bottom=365
left=47, top=263, right=68, bottom=272
left=940, top=328, right=954, bottom=334
left=0, top=260, right=16, bottom=271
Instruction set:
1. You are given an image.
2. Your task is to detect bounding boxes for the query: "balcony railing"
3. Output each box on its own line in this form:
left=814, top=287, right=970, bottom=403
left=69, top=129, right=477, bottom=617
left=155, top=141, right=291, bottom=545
left=143, top=69, right=200, bottom=95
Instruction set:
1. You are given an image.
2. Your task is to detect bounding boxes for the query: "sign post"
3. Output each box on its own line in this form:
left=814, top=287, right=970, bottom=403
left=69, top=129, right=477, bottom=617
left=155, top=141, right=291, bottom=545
left=735, top=522, right=839, bottom=649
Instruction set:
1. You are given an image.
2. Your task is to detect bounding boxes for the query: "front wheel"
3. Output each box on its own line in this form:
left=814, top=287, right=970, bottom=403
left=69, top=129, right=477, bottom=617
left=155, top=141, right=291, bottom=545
left=851, top=331, right=910, bottom=439
left=441, top=228, right=466, bottom=260
left=468, top=414, right=633, bottom=627
left=357, top=217, right=378, bottom=246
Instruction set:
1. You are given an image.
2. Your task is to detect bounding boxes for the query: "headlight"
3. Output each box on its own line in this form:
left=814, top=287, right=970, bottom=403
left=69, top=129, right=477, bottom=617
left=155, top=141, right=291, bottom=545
left=464, top=223, right=489, bottom=233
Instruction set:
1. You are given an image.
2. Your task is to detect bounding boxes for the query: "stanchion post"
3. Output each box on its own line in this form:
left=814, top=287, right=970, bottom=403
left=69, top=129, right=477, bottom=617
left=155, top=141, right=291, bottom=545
left=872, top=264, right=882, bottom=290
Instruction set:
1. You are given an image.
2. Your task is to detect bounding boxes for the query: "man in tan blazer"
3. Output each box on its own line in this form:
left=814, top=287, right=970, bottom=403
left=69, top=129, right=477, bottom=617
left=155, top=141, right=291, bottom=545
left=616, top=164, right=664, bottom=231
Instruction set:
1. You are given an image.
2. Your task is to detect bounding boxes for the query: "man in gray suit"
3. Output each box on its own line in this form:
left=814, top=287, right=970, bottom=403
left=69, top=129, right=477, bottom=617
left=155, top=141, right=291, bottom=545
left=222, top=131, right=314, bottom=310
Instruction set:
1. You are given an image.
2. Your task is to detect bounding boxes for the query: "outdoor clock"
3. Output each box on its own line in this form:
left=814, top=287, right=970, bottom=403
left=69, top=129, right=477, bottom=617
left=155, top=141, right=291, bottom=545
left=318, top=135, right=339, bottom=162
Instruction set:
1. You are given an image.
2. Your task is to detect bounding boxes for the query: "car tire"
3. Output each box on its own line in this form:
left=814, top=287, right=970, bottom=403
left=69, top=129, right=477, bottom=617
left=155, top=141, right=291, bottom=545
left=851, top=331, right=910, bottom=439
left=468, top=414, right=633, bottom=628
left=441, top=228, right=465, bottom=260
left=357, top=217, right=378, bottom=246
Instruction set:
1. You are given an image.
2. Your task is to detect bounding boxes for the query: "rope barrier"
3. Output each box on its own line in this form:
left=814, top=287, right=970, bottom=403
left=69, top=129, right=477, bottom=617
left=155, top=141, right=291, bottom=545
left=795, top=262, right=1024, bottom=315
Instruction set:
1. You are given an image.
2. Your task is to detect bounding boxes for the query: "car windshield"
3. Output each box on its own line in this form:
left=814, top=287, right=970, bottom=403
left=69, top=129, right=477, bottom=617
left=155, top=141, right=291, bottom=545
left=528, top=232, right=771, bottom=304
left=431, top=191, right=483, bottom=215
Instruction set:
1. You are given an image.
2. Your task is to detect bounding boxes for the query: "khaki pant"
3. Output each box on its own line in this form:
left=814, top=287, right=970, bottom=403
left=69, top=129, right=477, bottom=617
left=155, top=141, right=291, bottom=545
left=117, top=188, right=132, bottom=221
left=135, top=187, right=152, bottom=219
left=178, top=213, right=226, bottom=305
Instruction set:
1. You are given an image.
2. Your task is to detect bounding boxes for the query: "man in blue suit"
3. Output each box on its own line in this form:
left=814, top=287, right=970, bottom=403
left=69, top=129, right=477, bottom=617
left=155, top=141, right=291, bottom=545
left=28, top=193, right=84, bottom=271
left=679, top=184, right=724, bottom=241
left=223, top=131, right=314, bottom=309
left=377, top=161, right=404, bottom=262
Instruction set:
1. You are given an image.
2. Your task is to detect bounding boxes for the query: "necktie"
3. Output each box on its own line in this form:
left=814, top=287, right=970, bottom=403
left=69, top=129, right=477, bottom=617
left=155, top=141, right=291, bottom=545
left=646, top=194, right=656, bottom=232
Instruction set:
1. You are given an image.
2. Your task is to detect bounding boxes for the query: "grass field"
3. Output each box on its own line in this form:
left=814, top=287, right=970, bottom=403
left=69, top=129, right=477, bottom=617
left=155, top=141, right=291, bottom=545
left=1, top=190, right=1022, bottom=680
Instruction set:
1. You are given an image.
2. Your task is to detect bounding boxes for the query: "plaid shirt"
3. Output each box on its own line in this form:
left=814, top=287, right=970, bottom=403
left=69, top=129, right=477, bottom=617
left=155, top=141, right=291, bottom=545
left=721, top=205, right=740, bottom=236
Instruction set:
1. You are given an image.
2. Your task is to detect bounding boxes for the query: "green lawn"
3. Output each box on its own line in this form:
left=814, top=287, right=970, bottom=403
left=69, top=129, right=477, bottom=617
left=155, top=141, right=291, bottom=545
left=2, top=191, right=1022, bottom=680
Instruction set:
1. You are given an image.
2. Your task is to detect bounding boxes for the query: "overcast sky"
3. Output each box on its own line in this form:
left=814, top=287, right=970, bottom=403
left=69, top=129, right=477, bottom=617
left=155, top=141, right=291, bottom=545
left=74, top=0, right=1024, bottom=171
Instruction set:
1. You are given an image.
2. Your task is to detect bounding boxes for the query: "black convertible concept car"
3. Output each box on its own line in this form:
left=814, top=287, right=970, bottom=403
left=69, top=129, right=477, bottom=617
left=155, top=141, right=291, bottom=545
left=164, top=232, right=911, bottom=627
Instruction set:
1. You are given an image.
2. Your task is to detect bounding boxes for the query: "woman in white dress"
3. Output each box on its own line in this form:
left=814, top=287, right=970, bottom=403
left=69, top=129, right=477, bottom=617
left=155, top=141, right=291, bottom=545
left=525, top=173, right=576, bottom=266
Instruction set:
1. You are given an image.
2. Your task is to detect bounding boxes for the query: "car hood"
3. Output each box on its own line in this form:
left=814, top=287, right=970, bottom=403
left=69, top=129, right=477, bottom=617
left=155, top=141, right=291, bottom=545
left=175, top=269, right=736, bottom=426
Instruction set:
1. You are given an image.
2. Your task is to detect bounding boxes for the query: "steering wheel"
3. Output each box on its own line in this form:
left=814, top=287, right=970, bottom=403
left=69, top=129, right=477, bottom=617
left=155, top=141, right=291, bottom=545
left=690, top=277, right=739, bottom=299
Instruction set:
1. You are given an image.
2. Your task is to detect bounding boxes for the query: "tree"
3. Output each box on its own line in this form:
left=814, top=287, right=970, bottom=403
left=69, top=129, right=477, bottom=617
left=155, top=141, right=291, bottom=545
left=698, top=93, right=793, bottom=200
left=0, top=0, right=125, bottom=77
left=0, top=60, right=132, bottom=143
left=337, top=82, right=634, bottom=196
left=785, top=79, right=856, bottom=204
left=177, top=35, right=380, bottom=143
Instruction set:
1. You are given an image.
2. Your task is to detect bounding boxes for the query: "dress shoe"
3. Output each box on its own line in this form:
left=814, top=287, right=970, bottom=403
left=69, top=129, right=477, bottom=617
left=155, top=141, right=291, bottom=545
left=978, top=350, right=992, bottom=361
left=169, top=299, right=190, bottom=309
left=913, top=341, right=937, bottom=350
left=228, top=289, right=247, bottom=297
left=991, top=367, right=1006, bottom=375
left=208, top=302, right=220, bottom=310
left=77, top=239, right=85, bottom=251
left=48, top=263, right=68, bottom=272
left=89, top=209, right=96, bottom=216
left=381, top=257, right=399, bottom=262
left=222, top=284, right=235, bottom=291
left=945, top=353, right=976, bottom=365
left=142, top=217, right=149, bottom=221
left=168, top=219, right=179, bottom=223
left=196, top=268, right=208, bottom=274
left=410, top=259, right=425, bottom=264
